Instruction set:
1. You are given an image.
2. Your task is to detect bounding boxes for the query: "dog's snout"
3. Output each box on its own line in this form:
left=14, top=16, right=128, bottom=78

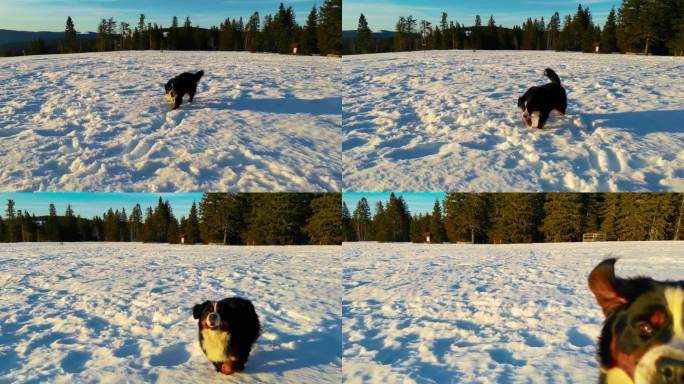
left=657, top=357, right=684, bottom=383
left=208, top=313, right=218, bottom=322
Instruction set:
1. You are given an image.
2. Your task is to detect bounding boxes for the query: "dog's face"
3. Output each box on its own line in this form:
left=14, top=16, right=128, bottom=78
left=517, top=96, right=539, bottom=128
left=164, top=80, right=176, bottom=103
left=193, top=300, right=228, bottom=330
left=589, top=259, right=684, bottom=384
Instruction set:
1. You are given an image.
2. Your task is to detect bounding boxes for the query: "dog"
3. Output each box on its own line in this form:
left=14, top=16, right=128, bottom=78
left=164, top=70, right=204, bottom=110
left=192, top=297, right=261, bottom=375
left=589, top=258, right=684, bottom=384
left=517, top=68, right=567, bottom=129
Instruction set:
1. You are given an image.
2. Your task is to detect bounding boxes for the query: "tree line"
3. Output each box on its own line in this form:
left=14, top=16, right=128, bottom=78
left=0, top=193, right=342, bottom=245
left=7, top=1, right=341, bottom=57
left=343, top=193, right=684, bottom=244
left=347, top=0, right=684, bottom=56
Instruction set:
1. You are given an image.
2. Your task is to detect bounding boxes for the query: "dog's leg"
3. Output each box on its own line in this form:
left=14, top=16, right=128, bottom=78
left=537, top=110, right=551, bottom=129
left=173, top=94, right=183, bottom=110
left=220, top=359, right=236, bottom=375
left=189, top=87, right=197, bottom=103
left=232, top=359, right=246, bottom=372
left=213, top=362, right=222, bottom=372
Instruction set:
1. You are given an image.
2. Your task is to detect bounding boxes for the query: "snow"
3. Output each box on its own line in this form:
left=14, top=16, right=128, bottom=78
left=0, top=243, right=341, bottom=383
left=343, top=50, right=684, bottom=192
left=343, top=241, right=684, bottom=383
left=0, top=51, right=341, bottom=192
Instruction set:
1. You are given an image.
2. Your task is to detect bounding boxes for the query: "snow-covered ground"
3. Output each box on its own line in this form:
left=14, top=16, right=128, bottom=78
left=343, top=241, right=684, bottom=383
left=343, top=51, right=684, bottom=192
left=0, top=243, right=341, bottom=383
left=0, top=51, right=341, bottom=191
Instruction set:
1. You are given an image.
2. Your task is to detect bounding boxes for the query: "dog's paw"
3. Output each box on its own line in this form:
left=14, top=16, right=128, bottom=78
left=220, top=360, right=236, bottom=375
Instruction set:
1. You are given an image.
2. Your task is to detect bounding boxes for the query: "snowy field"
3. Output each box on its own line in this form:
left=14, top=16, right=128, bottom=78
left=0, top=243, right=341, bottom=383
left=343, top=241, right=684, bottom=383
left=343, top=51, right=684, bottom=192
left=0, top=51, right=341, bottom=191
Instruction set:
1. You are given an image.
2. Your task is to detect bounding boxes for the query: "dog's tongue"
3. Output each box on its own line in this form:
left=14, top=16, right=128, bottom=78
left=524, top=117, right=533, bottom=127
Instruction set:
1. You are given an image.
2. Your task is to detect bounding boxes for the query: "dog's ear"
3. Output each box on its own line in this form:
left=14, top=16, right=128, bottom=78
left=193, top=301, right=210, bottom=319
left=588, top=258, right=629, bottom=316
left=517, top=96, right=525, bottom=109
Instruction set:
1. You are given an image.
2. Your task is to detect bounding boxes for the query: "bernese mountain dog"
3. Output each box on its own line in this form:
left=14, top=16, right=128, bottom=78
left=192, top=297, right=261, bottom=375
left=517, top=68, right=567, bottom=129
left=589, top=258, right=684, bottom=384
left=164, top=70, right=204, bottom=110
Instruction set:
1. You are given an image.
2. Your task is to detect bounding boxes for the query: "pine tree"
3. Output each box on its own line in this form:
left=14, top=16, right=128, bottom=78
left=63, top=16, right=78, bottom=53
left=302, top=5, right=319, bottom=55
left=0, top=216, right=5, bottom=242
left=355, top=14, right=372, bottom=54
left=317, top=0, right=341, bottom=55
left=602, top=7, right=618, bottom=53
left=444, top=193, right=490, bottom=243
left=5, top=200, right=18, bottom=242
left=372, top=201, right=388, bottom=242
left=429, top=199, right=446, bottom=243
left=44, top=204, right=60, bottom=241
left=440, top=12, right=450, bottom=49
left=547, top=12, right=561, bottom=50
left=185, top=201, right=201, bottom=244
left=63, top=204, right=78, bottom=241
left=245, top=193, right=312, bottom=245
left=472, top=15, right=483, bottom=49
left=304, top=194, right=342, bottom=245
left=352, top=197, right=371, bottom=241
left=245, top=12, right=261, bottom=52
left=485, top=15, right=498, bottom=49
left=129, top=204, right=143, bottom=241
left=168, top=16, right=180, bottom=50
left=541, top=194, right=585, bottom=242
left=342, top=202, right=354, bottom=241
left=600, top=194, right=621, bottom=240
left=489, top=194, right=543, bottom=244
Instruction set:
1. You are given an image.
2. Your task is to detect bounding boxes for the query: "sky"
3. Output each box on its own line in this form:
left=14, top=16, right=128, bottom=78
left=343, top=0, right=616, bottom=30
left=0, top=0, right=317, bottom=32
left=343, top=192, right=444, bottom=216
left=0, top=193, right=201, bottom=218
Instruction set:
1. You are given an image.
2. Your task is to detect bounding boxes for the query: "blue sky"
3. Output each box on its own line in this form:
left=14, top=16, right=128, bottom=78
left=343, top=0, right=616, bottom=30
left=0, top=193, right=201, bottom=219
left=343, top=192, right=444, bottom=216
left=0, top=0, right=317, bottom=32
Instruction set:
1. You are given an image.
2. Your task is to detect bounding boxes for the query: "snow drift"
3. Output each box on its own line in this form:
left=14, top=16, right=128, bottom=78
left=0, top=243, right=341, bottom=383
left=0, top=51, right=341, bottom=191
left=343, top=241, right=684, bottom=383
left=343, top=50, right=684, bottom=192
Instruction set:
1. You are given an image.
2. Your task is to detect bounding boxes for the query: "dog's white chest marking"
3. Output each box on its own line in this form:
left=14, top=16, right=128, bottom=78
left=604, top=367, right=634, bottom=384
left=666, top=288, right=684, bottom=338
left=201, top=329, right=230, bottom=362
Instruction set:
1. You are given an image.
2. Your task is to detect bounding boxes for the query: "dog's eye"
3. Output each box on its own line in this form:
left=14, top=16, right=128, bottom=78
left=638, top=321, right=654, bottom=337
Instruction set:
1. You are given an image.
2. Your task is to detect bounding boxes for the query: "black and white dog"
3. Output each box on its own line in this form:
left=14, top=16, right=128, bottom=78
left=164, top=70, right=204, bottom=110
left=517, top=68, right=567, bottom=129
left=192, top=297, right=261, bottom=375
left=589, top=259, right=684, bottom=384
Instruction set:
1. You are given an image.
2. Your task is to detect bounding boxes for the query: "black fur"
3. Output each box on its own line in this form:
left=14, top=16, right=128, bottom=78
left=164, top=70, right=204, bottom=110
left=589, top=258, right=684, bottom=383
left=517, top=68, right=567, bottom=129
left=193, top=297, right=261, bottom=374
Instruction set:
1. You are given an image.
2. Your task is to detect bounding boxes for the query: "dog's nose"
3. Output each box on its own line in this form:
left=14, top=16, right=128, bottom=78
left=207, top=313, right=218, bottom=323
left=657, top=357, right=684, bottom=383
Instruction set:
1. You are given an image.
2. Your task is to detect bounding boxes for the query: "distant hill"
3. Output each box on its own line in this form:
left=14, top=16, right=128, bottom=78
left=0, top=29, right=96, bottom=45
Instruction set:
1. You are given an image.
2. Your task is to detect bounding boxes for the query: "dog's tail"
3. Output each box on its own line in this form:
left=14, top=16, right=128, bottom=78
left=195, top=70, right=205, bottom=81
left=544, top=68, right=561, bottom=84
